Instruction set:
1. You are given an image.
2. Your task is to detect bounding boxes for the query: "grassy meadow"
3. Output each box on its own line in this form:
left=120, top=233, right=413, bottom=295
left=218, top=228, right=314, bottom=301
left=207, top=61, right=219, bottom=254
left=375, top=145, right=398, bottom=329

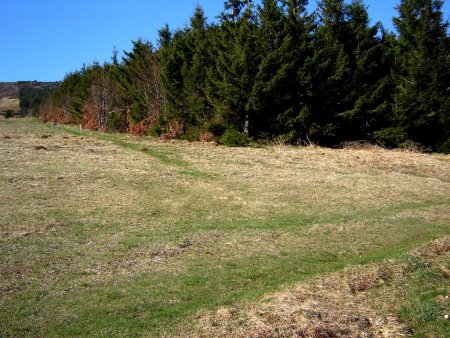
left=0, top=118, right=449, bottom=336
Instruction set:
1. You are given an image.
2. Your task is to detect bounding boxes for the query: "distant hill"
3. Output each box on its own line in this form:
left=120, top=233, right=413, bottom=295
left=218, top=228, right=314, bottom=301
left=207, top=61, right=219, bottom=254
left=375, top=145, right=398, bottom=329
left=0, top=81, right=59, bottom=114
left=17, top=81, right=60, bottom=90
left=0, top=81, right=60, bottom=99
left=0, top=82, right=19, bottom=100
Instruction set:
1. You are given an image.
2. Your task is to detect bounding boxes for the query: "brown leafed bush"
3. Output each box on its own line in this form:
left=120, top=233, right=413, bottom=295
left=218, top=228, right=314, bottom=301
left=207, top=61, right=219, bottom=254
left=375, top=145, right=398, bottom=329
left=199, top=131, right=214, bottom=142
left=80, top=100, right=99, bottom=131
left=127, top=115, right=156, bottom=136
left=127, top=120, right=148, bottom=136
left=161, top=120, right=184, bottom=141
left=40, top=106, right=71, bottom=124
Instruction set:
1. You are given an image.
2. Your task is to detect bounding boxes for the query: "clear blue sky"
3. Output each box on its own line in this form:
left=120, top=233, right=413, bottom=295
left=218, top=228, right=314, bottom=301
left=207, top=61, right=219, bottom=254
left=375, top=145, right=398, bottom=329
left=1, top=0, right=449, bottom=82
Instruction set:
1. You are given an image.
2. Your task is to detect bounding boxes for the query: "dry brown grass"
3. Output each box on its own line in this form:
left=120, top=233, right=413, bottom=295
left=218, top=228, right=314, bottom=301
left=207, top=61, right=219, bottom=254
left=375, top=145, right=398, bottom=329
left=0, top=97, right=19, bottom=112
left=0, top=119, right=449, bottom=336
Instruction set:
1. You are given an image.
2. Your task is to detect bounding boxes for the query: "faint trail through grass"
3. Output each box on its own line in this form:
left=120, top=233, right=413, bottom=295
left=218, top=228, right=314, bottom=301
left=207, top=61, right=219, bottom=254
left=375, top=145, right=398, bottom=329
left=60, top=124, right=213, bottom=179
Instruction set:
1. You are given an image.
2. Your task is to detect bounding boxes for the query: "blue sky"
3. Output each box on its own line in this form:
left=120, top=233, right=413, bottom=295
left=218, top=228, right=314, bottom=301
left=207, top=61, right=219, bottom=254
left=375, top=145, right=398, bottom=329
left=1, top=0, right=449, bottom=82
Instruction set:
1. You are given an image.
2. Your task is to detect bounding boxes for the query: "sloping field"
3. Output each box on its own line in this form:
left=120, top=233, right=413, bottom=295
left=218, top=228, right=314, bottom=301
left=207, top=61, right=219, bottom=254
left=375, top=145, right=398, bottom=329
left=1, top=119, right=449, bottom=336
left=0, top=97, right=20, bottom=112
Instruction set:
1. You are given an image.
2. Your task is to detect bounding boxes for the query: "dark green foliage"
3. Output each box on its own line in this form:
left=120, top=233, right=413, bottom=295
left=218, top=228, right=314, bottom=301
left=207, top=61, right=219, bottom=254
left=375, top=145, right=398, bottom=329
left=39, top=0, right=450, bottom=152
left=206, top=2, right=260, bottom=135
left=19, top=86, right=55, bottom=114
left=339, top=1, right=396, bottom=141
left=251, top=0, right=314, bottom=140
left=182, top=126, right=202, bottom=142
left=158, top=7, right=213, bottom=130
left=438, top=137, right=450, bottom=153
left=50, top=66, right=99, bottom=122
left=118, top=39, right=163, bottom=125
left=301, top=0, right=396, bottom=145
left=373, top=127, right=408, bottom=148
left=158, top=29, right=190, bottom=121
left=393, top=0, right=450, bottom=150
left=184, top=7, right=213, bottom=125
left=220, top=129, right=249, bottom=147
left=298, top=0, right=350, bottom=144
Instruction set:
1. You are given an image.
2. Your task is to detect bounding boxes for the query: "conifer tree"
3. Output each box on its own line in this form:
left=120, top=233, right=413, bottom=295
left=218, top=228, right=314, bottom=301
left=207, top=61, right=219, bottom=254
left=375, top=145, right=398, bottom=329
left=250, top=0, right=314, bottom=140
left=393, top=0, right=450, bottom=150
left=158, top=27, right=187, bottom=122
left=223, top=0, right=252, bottom=21
left=339, top=0, right=396, bottom=141
left=206, top=0, right=259, bottom=135
left=249, top=0, right=286, bottom=137
left=157, top=24, right=172, bottom=50
left=118, top=39, right=164, bottom=126
left=40, top=0, right=450, bottom=151
left=306, top=0, right=351, bottom=144
left=158, top=7, right=213, bottom=135
left=183, top=6, right=212, bottom=127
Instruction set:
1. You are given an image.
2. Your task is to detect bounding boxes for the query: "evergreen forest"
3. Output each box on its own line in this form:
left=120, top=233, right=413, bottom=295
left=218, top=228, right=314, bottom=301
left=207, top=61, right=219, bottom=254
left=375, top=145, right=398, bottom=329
left=39, top=0, right=450, bottom=152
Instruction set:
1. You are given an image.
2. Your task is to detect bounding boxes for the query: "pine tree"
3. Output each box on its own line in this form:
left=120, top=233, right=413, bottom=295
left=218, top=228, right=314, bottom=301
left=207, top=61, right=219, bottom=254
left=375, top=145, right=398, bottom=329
left=158, top=27, right=187, bottom=123
left=306, top=0, right=351, bottom=144
left=42, top=0, right=450, bottom=151
left=157, top=24, right=172, bottom=50
left=206, top=1, right=259, bottom=135
left=118, top=39, right=164, bottom=126
left=250, top=0, right=315, bottom=140
left=339, top=0, right=396, bottom=141
left=249, top=0, right=286, bottom=137
left=393, top=0, right=450, bottom=150
left=223, top=0, right=252, bottom=21
left=183, top=6, right=213, bottom=127
left=157, top=7, right=213, bottom=135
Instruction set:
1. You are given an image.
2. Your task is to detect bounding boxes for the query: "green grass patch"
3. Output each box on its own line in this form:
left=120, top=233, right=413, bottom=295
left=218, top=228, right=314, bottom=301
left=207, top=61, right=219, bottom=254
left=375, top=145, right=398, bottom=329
left=396, top=256, right=449, bottom=337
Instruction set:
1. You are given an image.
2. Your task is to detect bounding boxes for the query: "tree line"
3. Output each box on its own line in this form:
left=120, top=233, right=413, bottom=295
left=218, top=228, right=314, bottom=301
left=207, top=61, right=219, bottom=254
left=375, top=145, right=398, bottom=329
left=39, top=0, right=450, bottom=152
left=19, top=83, right=58, bottom=114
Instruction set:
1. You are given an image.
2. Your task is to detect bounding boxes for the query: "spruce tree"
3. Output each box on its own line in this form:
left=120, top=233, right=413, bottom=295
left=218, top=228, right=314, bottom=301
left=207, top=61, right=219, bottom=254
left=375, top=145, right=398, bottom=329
left=393, top=0, right=450, bottom=150
left=158, top=27, right=188, bottom=123
left=307, top=0, right=351, bottom=144
left=118, top=39, right=163, bottom=125
left=158, top=7, right=213, bottom=135
left=206, top=1, right=259, bottom=135
left=249, top=0, right=286, bottom=137
left=250, top=0, right=315, bottom=141
left=183, top=6, right=213, bottom=128
left=340, top=0, right=396, bottom=141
